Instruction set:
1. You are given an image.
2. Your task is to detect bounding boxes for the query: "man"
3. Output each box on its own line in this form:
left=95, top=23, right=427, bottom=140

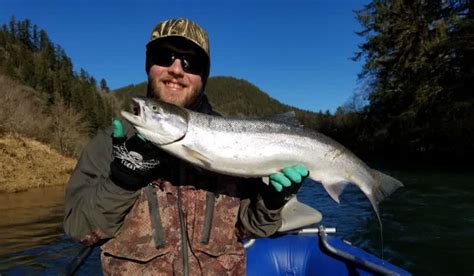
left=64, top=18, right=308, bottom=275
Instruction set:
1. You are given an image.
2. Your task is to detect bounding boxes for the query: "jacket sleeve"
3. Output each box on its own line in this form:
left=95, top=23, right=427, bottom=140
left=63, top=123, right=140, bottom=245
left=238, top=178, right=285, bottom=238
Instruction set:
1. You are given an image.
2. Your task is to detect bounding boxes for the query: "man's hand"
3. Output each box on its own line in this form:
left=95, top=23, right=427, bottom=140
left=261, top=165, right=309, bottom=210
left=270, top=165, right=309, bottom=192
left=109, top=120, right=161, bottom=191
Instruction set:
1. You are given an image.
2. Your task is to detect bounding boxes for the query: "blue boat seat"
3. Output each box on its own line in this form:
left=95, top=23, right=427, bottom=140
left=246, top=234, right=320, bottom=275
left=246, top=196, right=322, bottom=275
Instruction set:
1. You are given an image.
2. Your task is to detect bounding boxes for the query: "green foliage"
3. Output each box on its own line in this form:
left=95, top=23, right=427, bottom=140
left=0, top=75, right=89, bottom=157
left=353, top=0, right=474, bottom=161
left=0, top=17, right=113, bottom=136
left=100, top=78, right=110, bottom=93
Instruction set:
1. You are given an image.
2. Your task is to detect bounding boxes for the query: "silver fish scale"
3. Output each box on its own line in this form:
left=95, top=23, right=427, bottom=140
left=182, top=109, right=370, bottom=181
left=188, top=110, right=345, bottom=152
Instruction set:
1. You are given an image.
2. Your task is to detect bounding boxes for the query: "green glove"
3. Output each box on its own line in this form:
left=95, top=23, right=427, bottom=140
left=113, top=119, right=146, bottom=141
left=269, top=164, right=309, bottom=192
left=112, top=119, right=125, bottom=138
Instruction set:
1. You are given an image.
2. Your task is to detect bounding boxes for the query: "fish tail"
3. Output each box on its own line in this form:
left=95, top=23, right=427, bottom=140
left=369, top=169, right=402, bottom=260
left=370, top=169, right=404, bottom=206
left=364, top=170, right=403, bottom=236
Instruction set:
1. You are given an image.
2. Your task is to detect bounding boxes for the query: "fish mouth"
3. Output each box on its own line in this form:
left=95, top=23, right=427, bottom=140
left=121, top=97, right=146, bottom=127
left=132, top=99, right=140, bottom=116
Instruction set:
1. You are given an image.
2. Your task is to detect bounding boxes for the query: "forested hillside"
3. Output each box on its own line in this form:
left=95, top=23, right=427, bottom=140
left=0, top=17, right=121, bottom=156
left=0, top=17, right=117, bottom=138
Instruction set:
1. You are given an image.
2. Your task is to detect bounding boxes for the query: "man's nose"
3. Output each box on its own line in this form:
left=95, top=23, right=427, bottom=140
left=168, top=59, right=185, bottom=75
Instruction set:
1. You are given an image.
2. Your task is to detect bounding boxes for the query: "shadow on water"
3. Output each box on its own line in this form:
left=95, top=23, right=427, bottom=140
left=1, top=168, right=473, bottom=275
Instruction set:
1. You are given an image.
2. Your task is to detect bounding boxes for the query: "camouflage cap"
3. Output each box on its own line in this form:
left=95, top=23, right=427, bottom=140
left=146, top=18, right=210, bottom=59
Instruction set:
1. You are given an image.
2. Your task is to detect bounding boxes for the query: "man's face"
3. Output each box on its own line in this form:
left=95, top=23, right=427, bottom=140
left=147, top=41, right=205, bottom=108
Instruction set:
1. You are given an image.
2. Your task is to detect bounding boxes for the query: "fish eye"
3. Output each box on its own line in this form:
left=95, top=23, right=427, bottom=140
left=151, top=105, right=159, bottom=112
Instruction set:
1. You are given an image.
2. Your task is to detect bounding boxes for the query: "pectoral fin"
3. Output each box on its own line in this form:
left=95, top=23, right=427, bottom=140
left=182, top=145, right=212, bottom=168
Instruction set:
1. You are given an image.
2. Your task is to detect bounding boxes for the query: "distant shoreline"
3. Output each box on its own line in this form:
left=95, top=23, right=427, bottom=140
left=0, top=133, right=76, bottom=193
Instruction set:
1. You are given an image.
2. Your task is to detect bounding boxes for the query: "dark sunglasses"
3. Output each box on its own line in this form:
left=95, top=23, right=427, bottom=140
left=149, top=47, right=206, bottom=76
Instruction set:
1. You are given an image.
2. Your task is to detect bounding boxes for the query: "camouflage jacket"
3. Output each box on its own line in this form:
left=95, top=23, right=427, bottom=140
left=101, top=166, right=255, bottom=275
left=64, top=95, right=284, bottom=275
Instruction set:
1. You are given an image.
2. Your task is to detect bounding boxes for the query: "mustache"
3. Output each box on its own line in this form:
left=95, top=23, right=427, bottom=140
left=146, top=77, right=189, bottom=98
left=162, top=76, right=188, bottom=86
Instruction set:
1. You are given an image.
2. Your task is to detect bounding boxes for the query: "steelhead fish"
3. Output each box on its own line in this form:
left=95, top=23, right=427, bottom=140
left=121, top=97, right=403, bottom=222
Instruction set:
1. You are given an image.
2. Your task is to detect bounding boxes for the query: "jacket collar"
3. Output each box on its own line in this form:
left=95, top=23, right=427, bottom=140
left=189, top=92, right=219, bottom=116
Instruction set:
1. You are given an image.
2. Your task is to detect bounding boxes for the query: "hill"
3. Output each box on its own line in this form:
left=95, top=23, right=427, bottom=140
left=206, top=76, right=294, bottom=116
left=0, top=74, right=90, bottom=157
left=0, top=17, right=114, bottom=137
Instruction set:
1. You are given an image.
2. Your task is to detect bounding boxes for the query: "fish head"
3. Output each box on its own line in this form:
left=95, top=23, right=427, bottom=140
left=121, top=97, right=188, bottom=145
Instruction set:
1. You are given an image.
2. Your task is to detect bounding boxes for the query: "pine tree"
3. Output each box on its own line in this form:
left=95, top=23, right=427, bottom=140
left=354, top=0, right=474, bottom=159
left=100, top=78, right=110, bottom=93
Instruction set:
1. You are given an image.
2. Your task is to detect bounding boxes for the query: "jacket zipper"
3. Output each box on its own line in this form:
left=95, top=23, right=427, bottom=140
left=178, top=165, right=189, bottom=276
left=145, top=184, right=165, bottom=249
left=200, top=191, right=216, bottom=244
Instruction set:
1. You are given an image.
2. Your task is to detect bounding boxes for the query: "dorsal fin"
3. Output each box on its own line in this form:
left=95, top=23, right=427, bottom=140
left=266, top=111, right=303, bottom=127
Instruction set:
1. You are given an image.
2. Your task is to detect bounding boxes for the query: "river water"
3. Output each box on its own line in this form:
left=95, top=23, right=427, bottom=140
left=0, top=167, right=473, bottom=275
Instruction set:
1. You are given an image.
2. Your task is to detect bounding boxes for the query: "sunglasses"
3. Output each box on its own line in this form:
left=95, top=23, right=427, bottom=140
left=149, top=47, right=206, bottom=76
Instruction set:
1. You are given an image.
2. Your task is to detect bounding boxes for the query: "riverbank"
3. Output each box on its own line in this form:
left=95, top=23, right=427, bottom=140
left=0, top=133, right=76, bottom=193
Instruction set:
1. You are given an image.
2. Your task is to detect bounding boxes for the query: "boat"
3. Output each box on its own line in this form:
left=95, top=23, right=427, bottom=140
left=244, top=196, right=410, bottom=275
left=245, top=227, right=409, bottom=275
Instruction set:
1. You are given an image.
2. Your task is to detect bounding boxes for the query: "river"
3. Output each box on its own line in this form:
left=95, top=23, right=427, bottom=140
left=0, top=167, right=473, bottom=275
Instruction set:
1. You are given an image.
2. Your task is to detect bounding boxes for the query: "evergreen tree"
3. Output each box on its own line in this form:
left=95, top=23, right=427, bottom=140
left=8, top=16, right=16, bottom=35
left=354, top=0, right=474, bottom=160
left=32, top=24, right=39, bottom=51
left=100, top=78, right=110, bottom=93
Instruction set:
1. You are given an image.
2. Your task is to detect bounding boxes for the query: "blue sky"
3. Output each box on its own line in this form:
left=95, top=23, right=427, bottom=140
left=1, top=0, right=369, bottom=113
